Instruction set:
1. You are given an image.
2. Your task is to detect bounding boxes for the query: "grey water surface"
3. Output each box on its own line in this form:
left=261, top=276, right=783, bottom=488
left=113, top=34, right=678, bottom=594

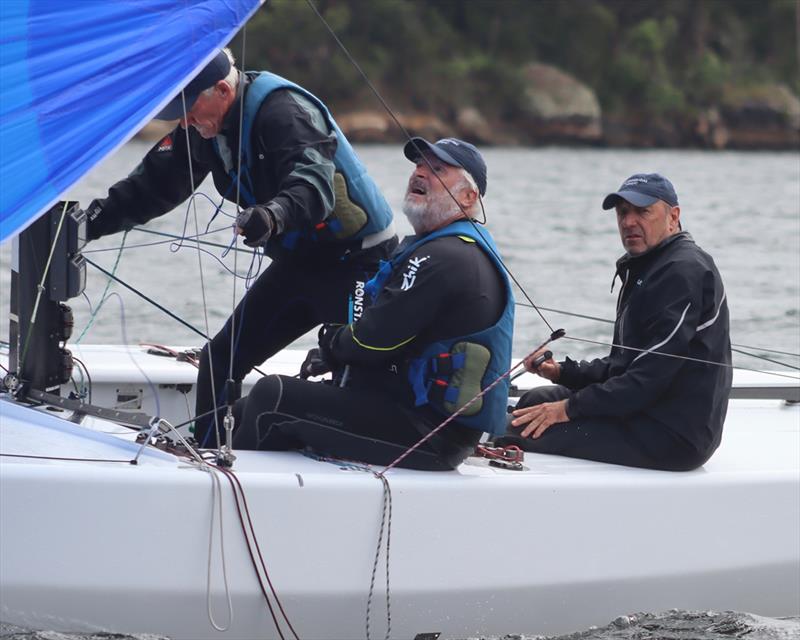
left=3, top=611, right=800, bottom=639
left=0, top=145, right=798, bottom=639
left=1, top=143, right=798, bottom=369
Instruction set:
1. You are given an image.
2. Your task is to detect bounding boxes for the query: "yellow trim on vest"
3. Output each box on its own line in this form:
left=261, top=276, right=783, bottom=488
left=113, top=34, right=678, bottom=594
left=457, top=235, right=477, bottom=243
left=350, top=325, right=417, bottom=352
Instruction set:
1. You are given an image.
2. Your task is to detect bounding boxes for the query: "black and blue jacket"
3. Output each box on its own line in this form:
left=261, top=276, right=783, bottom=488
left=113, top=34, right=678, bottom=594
left=331, top=220, right=514, bottom=435
left=87, top=71, right=394, bottom=260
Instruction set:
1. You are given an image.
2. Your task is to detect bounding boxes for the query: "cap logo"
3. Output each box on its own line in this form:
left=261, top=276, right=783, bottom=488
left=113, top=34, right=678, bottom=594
left=438, top=138, right=461, bottom=147
left=623, top=177, right=648, bottom=187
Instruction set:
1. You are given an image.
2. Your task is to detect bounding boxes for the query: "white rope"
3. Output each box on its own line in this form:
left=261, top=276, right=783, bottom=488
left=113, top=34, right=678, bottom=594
left=203, top=463, right=234, bottom=631
left=179, top=91, right=222, bottom=449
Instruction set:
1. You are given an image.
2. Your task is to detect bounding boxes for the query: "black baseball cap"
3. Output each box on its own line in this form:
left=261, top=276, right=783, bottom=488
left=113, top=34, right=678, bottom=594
left=404, top=137, right=487, bottom=196
left=155, top=50, right=232, bottom=120
left=602, top=173, right=679, bottom=210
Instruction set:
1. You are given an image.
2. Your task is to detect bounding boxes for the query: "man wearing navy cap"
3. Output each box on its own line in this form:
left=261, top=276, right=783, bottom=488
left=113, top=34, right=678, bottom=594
left=233, top=139, right=515, bottom=470
left=81, top=49, right=397, bottom=447
left=499, top=173, right=732, bottom=471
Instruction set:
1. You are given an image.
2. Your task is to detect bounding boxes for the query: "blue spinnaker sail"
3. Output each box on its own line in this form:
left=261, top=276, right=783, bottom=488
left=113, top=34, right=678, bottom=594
left=0, top=0, right=262, bottom=243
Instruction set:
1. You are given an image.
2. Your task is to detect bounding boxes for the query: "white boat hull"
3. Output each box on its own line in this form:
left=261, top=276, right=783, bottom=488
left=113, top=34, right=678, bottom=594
left=1, top=348, right=798, bottom=639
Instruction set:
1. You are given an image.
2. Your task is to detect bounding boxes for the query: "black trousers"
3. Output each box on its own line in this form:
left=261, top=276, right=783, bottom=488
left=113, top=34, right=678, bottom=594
left=194, top=242, right=393, bottom=448
left=496, top=385, right=707, bottom=471
left=232, top=375, right=482, bottom=471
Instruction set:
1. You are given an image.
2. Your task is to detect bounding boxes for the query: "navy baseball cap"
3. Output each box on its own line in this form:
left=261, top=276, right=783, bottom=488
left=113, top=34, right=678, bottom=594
left=404, top=137, right=487, bottom=196
left=155, top=50, right=232, bottom=120
left=602, top=173, right=679, bottom=210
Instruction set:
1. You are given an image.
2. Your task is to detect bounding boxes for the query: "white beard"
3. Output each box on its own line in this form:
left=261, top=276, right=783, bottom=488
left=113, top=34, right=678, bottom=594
left=402, top=190, right=461, bottom=234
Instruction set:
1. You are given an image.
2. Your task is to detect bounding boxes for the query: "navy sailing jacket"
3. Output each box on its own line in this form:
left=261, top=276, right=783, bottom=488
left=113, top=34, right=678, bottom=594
left=560, top=232, right=732, bottom=456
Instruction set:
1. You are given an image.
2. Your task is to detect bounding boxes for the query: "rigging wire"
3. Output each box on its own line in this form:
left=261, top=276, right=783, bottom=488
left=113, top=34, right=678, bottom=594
left=76, top=230, right=128, bottom=343
left=302, top=0, right=800, bottom=381
left=304, top=0, right=557, bottom=334
left=562, top=335, right=800, bottom=380
left=514, top=299, right=800, bottom=360
left=178, top=90, right=224, bottom=450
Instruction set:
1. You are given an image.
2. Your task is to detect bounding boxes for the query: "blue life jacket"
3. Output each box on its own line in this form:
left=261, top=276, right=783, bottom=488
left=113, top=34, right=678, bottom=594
left=364, top=220, right=515, bottom=435
left=221, top=71, right=393, bottom=249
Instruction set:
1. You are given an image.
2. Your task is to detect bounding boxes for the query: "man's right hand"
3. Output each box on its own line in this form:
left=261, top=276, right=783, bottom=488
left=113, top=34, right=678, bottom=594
left=299, top=348, right=332, bottom=379
left=524, top=348, right=561, bottom=381
left=84, top=199, right=105, bottom=242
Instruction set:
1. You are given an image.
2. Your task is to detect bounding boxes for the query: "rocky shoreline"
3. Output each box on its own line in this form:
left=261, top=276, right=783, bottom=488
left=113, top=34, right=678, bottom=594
left=139, top=63, right=800, bottom=150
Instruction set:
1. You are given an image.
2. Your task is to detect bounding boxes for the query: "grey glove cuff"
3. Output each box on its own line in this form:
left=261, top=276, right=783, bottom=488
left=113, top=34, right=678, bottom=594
left=266, top=200, right=286, bottom=235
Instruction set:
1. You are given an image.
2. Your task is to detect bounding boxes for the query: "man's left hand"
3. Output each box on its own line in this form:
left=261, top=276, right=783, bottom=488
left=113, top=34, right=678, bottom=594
left=236, top=205, right=275, bottom=247
left=510, top=399, right=569, bottom=439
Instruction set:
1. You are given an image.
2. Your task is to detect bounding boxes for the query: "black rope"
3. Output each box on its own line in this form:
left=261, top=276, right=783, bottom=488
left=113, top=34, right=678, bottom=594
left=366, top=472, right=392, bottom=640
left=85, top=257, right=211, bottom=341
left=72, top=356, right=93, bottom=404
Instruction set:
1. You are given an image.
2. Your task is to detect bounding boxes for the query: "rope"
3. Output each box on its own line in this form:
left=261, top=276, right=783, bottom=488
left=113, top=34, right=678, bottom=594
left=366, top=473, right=392, bottom=640
left=203, top=463, right=234, bottom=631
left=76, top=230, right=128, bottom=343
left=378, top=329, right=565, bottom=476
left=215, top=464, right=302, bottom=640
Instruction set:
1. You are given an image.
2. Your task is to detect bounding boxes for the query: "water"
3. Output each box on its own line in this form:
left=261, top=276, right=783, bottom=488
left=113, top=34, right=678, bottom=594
left=3, top=611, right=799, bottom=639
left=2, top=144, right=799, bottom=370
left=0, top=145, right=798, bottom=639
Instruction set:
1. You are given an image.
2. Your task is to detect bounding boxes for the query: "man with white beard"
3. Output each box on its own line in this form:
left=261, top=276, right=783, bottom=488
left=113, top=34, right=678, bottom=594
left=232, top=138, right=514, bottom=470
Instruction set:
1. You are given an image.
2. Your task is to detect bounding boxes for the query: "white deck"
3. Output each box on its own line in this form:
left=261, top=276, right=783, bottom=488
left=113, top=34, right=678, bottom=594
left=1, top=349, right=798, bottom=639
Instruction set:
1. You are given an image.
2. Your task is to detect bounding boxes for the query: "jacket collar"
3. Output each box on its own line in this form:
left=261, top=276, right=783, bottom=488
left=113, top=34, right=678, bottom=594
left=615, top=230, right=693, bottom=275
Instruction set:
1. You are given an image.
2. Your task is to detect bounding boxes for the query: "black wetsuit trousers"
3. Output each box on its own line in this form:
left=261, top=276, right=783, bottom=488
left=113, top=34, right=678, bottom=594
left=194, top=243, right=392, bottom=448
left=496, top=386, right=708, bottom=471
left=232, top=375, right=482, bottom=471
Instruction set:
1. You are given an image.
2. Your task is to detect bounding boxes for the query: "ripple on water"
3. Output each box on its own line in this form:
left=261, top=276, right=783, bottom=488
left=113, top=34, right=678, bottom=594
left=4, top=612, right=799, bottom=640
left=471, top=610, right=800, bottom=640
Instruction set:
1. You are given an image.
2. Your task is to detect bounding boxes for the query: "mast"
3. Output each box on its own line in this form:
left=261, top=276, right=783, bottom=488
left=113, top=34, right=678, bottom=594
left=6, top=201, right=86, bottom=395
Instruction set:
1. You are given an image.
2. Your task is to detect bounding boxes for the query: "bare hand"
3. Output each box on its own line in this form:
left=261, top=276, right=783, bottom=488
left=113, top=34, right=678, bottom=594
left=510, top=399, right=569, bottom=439
left=523, top=348, right=560, bottom=381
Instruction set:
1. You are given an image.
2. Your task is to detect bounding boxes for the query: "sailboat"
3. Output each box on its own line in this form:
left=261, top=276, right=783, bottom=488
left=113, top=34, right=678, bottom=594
left=1, top=2, right=798, bottom=640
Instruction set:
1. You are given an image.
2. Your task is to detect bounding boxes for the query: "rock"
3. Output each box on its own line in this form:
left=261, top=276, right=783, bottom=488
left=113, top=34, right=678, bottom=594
left=455, top=107, right=494, bottom=144
left=336, top=110, right=391, bottom=143
left=396, top=112, right=455, bottom=141
left=336, top=110, right=453, bottom=143
left=518, top=62, right=602, bottom=143
left=694, top=108, right=730, bottom=149
left=719, top=83, right=800, bottom=149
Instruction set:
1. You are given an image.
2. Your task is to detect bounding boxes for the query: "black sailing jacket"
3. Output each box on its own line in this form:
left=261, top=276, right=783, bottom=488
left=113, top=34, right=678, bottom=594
left=560, top=231, right=732, bottom=457
left=86, top=72, right=346, bottom=261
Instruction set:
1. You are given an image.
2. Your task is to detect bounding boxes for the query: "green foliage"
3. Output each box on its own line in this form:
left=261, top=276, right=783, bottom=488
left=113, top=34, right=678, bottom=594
left=229, top=0, right=798, bottom=126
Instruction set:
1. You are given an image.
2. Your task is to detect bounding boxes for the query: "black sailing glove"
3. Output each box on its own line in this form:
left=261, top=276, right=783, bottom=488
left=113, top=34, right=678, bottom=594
left=299, top=348, right=331, bottom=379
left=299, top=324, right=342, bottom=378
left=84, top=199, right=106, bottom=241
left=236, top=205, right=276, bottom=247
